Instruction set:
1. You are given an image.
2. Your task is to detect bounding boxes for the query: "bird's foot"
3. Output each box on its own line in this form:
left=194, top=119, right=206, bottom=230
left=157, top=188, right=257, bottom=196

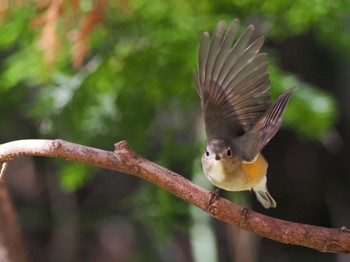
left=240, top=207, right=250, bottom=227
left=209, top=188, right=221, bottom=205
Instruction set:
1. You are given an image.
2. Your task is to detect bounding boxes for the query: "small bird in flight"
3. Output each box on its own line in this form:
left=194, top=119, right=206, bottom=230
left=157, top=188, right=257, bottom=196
left=193, top=19, right=294, bottom=209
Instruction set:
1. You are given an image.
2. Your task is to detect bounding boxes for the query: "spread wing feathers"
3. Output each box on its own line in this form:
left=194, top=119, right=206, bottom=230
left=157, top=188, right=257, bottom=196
left=193, top=20, right=271, bottom=140
left=237, top=88, right=294, bottom=161
left=256, top=88, right=294, bottom=149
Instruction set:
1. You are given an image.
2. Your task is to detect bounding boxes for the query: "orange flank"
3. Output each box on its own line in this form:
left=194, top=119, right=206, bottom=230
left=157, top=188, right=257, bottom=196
left=241, top=154, right=268, bottom=184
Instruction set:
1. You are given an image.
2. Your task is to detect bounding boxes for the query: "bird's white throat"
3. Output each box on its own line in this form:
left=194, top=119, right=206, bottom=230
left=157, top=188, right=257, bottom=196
left=205, top=159, right=226, bottom=184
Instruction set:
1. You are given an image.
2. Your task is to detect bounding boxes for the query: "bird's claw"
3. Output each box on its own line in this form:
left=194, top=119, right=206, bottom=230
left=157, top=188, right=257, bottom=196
left=240, top=207, right=250, bottom=227
left=209, top=188, right=221, bottom=205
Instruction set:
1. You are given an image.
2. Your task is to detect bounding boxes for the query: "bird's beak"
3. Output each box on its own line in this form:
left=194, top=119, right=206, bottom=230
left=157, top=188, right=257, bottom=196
left=215, top=154, right=221, bottom=160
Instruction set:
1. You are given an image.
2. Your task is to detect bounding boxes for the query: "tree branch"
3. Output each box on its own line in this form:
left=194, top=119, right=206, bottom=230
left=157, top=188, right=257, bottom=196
left=0, top=160, right=28, bottom=262
left=0, top=139, right=349, bottom=253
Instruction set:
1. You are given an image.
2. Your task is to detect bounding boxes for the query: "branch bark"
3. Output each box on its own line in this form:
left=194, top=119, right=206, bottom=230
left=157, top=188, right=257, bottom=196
left=0, top=139, right=349, bottom=253
left=0, top=162, right=28, bottom=262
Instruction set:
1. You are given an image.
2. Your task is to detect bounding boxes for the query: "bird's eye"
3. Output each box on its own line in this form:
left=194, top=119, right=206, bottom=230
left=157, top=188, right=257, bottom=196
left=227, top=149, right=232, bottom=157
left=205, top=150, right=209, bottom=157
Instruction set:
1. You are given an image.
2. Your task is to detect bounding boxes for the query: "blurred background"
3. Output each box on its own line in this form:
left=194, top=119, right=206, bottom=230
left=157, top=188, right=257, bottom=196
left=0, top=0, right=349, bottom=261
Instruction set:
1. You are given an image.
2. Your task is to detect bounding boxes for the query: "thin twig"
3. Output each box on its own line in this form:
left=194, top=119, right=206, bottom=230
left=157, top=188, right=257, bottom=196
left=0, top=162, right=8, bottom=180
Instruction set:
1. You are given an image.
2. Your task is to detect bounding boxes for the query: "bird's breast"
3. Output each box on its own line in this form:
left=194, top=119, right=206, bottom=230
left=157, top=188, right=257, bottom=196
left=241, top=154, right=268, bottom=183
left=202, top=153, right=268, bottom=191
left=202, top=155, right=244, bottom=191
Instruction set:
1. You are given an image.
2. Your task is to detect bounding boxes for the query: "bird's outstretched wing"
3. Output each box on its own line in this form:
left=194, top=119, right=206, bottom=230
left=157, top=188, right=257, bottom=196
left=193, top=20, right=271, bottom=140
left=236, top=88, right=294, bottom=161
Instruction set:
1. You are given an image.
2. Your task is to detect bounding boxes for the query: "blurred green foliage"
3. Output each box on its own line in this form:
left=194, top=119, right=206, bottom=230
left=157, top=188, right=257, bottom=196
left=268, top=63, right=338, bottom=138
left=0, top=0, right=347, bottom=245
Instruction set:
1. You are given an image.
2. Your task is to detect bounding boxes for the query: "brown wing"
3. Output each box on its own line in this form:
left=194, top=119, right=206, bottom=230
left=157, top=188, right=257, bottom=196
left=236, top=88, right=294, bottom=161
left=254, top=88, right=294, bottom=149
left=193, top=20, right=271, bottom=140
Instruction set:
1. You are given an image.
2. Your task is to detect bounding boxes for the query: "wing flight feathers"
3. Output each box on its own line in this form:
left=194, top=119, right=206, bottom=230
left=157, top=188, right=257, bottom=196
left=193, top=20, right=271, bottom=139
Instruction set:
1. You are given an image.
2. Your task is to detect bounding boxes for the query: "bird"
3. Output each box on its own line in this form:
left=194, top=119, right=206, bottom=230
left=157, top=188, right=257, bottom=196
left=193, top=19, right=294, bottom=209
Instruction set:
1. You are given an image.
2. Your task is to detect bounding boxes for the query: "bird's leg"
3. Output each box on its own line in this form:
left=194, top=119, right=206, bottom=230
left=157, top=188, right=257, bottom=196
left=209, top=188, right=221, bottom=205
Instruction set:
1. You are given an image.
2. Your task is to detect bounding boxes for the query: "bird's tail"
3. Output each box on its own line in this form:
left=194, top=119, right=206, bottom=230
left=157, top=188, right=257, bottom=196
left=252, top=175, right=277, bottom=209
left=255, top=190, right=277, bottom=209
